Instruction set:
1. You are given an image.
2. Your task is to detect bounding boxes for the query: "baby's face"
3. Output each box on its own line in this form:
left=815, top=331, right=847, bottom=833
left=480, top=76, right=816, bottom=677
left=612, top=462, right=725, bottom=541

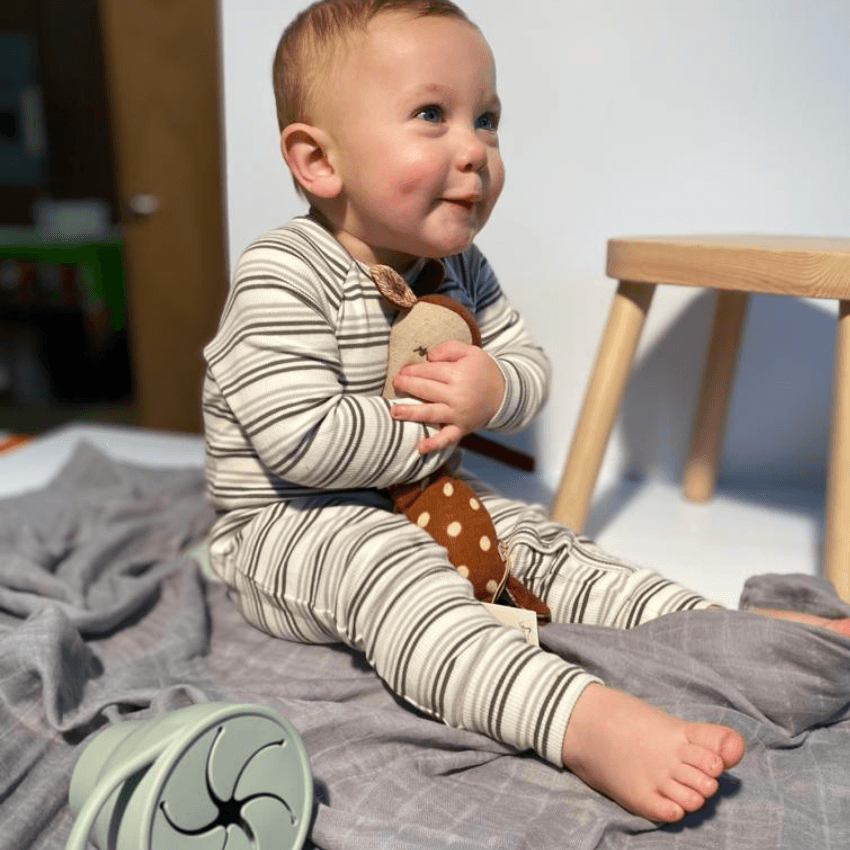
left=321, top=12, right=504, bottom=271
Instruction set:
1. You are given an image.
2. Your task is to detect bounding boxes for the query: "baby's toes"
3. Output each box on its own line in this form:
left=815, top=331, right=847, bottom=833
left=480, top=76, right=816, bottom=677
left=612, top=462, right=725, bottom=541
left=673, top=762, right=719, bottom=799
left=659, top=778, right=705, bottom=814
left=681, top=741, right=723, bottom=777
left=645, top=792, right=686, bottom=824
left=686, top=723, right=745, bottom=769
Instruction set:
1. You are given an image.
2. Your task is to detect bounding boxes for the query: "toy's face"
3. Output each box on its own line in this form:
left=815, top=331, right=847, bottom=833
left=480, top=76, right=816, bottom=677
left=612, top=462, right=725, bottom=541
left=322, top=12, right=504, bottom=271
left=383, top=301, right=474, bottom=398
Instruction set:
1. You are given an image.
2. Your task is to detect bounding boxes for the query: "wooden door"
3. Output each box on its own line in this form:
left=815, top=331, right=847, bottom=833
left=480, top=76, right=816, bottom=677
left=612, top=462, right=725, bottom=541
left=97, top=0, right=228, bottom=432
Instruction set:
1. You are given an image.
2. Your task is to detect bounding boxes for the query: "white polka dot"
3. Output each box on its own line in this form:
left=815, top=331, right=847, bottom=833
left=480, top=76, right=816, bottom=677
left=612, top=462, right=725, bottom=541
left=443, top=482, right=455, bottom=497
left=469, top=498, right=481, bottom=511
left=457, top=565, right=469, bottom=578
left=486, top=579, right=499, bottom=595
left=417, top=512, right=430, bottom=528
left=447, top=521, right=462, bottom=537
left=479, top=535, right=492, bottom=552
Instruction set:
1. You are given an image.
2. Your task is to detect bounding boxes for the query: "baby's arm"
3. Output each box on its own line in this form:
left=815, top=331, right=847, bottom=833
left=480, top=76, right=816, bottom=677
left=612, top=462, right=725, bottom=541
left=205, top=246, right=454, bottom=491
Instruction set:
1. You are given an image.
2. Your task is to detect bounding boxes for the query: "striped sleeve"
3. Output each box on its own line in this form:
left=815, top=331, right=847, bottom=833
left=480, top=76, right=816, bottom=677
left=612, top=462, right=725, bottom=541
left=446, top=248, right=551, bottom=432
left=204, top=231, right=454, bottom=493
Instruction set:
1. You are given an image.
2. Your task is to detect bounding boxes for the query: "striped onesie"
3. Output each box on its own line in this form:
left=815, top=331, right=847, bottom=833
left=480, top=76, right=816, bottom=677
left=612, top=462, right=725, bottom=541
left=202, top=213, right=715, bottom=766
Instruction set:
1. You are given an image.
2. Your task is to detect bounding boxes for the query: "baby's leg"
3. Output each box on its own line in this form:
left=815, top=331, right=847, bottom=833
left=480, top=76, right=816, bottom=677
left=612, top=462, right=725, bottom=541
left=477, top=490, right=720, bottom=629
left=223, top=498, right=597, bottom=764
left=476, top=487, right=746, bottom=820
left=562, top=684, right=744, bottom=822
left=225, top=495, right=743, bottom=823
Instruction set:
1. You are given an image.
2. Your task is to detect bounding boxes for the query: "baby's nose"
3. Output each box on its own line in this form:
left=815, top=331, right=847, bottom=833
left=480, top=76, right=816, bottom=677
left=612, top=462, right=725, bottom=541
left=457, top=130, right=488, bottom=172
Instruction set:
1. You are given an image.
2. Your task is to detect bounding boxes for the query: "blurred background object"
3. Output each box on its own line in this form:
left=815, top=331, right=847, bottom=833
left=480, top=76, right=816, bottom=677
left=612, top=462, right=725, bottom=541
left=0, top=0, right=228, bottom=435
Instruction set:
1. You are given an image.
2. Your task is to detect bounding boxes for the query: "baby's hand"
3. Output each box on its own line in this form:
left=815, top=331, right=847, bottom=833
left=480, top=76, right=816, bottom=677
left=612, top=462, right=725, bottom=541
left=390, top=340, right=505, bottom=454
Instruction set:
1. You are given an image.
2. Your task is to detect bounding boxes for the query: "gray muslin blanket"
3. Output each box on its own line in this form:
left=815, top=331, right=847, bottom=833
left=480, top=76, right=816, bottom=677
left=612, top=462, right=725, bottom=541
left=1, top=441, right=849, bottom=849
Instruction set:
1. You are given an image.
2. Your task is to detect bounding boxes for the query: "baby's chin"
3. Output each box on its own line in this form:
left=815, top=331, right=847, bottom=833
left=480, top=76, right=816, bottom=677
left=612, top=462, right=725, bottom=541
left=384, top=223, right=485, bottom=264
left=423, top=230, right=482, bottom=259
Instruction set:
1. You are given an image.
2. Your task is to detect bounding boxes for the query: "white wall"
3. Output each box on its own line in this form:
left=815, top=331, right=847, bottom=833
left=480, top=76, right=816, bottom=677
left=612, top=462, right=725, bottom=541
left=220, top=0, right=850, bottom=503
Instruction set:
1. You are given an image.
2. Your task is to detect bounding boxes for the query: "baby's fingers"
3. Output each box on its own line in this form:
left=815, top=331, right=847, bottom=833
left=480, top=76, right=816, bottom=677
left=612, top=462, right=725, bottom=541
left=424, top=339, right=473, bottom=362
left=393, top=366, right=453, bottom=397
left=391, top=401, right=452, bottom=424
left=417, top=424, right=463, bottom=454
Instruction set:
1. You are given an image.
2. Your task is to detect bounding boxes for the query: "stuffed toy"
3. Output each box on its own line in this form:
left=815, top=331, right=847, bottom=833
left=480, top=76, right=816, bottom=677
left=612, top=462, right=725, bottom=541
left=370, top=264, right=550, bottom=623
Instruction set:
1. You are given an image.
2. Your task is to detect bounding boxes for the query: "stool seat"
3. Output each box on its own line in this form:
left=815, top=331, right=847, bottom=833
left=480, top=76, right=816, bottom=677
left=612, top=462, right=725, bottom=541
left=608, top=235, right=850, bottom=299
left=552, top=234, right=850, bottom=601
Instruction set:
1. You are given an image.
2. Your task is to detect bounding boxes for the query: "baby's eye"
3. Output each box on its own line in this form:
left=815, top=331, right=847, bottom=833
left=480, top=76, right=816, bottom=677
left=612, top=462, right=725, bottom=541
left=416, top=105, right=444, bottom=123
left=476, top=111, right=499, bottom=132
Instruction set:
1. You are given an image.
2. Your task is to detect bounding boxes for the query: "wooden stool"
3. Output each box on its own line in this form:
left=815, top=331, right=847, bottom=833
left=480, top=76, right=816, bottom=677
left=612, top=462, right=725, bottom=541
left=551, top=235, right=850, bottom=601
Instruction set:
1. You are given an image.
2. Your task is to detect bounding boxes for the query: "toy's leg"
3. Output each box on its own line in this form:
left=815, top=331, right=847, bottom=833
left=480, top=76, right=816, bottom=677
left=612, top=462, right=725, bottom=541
left=391, top=470, right=550, bottom=620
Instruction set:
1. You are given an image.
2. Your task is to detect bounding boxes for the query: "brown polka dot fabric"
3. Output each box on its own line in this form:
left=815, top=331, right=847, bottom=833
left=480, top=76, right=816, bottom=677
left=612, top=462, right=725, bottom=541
left=390, top=473, right=550, bottom=622
left=393, top=472, right=505, bottom=598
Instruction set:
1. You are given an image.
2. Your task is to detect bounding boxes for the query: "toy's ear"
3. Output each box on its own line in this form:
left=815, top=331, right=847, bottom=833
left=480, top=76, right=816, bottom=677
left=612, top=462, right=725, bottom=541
left=280, top=123, right=342, bottom=199
left=420, top=294, right=481, bottom=347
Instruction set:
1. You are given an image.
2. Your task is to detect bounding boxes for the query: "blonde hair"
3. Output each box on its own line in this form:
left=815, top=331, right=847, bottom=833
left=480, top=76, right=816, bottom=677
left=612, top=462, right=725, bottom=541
left=272, top=0, right=472, bottom=132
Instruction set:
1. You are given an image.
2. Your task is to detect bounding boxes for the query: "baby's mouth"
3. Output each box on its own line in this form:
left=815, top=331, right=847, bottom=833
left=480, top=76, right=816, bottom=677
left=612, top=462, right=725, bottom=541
left=444, top=197, right=478, bottom=211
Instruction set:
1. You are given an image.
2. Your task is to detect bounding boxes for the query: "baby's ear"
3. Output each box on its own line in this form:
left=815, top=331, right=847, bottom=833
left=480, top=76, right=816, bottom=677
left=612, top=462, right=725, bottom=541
left=280, top=123, right=341, bottom=199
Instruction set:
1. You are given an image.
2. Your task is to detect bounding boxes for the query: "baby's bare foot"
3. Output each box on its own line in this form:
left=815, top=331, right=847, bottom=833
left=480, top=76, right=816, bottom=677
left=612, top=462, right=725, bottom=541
left=750, top=607, right=850, bottom=637
left=828, top=618, right=850, bottom=637
left=561, top=684, right=744, bottom=822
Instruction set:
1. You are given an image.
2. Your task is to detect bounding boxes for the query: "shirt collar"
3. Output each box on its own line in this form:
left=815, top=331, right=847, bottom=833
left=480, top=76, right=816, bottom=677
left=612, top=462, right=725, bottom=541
left=304, top=207, right=446, bottom=293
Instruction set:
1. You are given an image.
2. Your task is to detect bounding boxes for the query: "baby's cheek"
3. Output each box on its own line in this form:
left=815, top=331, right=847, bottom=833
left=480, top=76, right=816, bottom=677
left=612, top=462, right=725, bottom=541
left=395, top=149, right=438, bottom=197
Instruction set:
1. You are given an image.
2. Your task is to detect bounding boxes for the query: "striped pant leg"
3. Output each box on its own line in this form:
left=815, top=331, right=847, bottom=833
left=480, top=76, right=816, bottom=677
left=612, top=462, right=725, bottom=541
left=470, top=483, right=719, bottom=628
left=219, top=497, right=599, bottom=766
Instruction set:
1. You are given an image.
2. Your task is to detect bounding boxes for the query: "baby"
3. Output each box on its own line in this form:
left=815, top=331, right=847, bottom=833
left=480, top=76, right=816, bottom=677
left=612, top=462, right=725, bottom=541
left=203, top=0, right=850, bottom=823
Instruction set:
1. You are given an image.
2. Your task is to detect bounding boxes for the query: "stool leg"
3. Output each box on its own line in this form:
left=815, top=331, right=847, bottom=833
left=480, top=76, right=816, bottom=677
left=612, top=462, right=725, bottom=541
left=823, top=300, right=850, bottom=602
left=551, top=280, right=655, bottom=531
left=682, top=291, right=750, bottom=501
